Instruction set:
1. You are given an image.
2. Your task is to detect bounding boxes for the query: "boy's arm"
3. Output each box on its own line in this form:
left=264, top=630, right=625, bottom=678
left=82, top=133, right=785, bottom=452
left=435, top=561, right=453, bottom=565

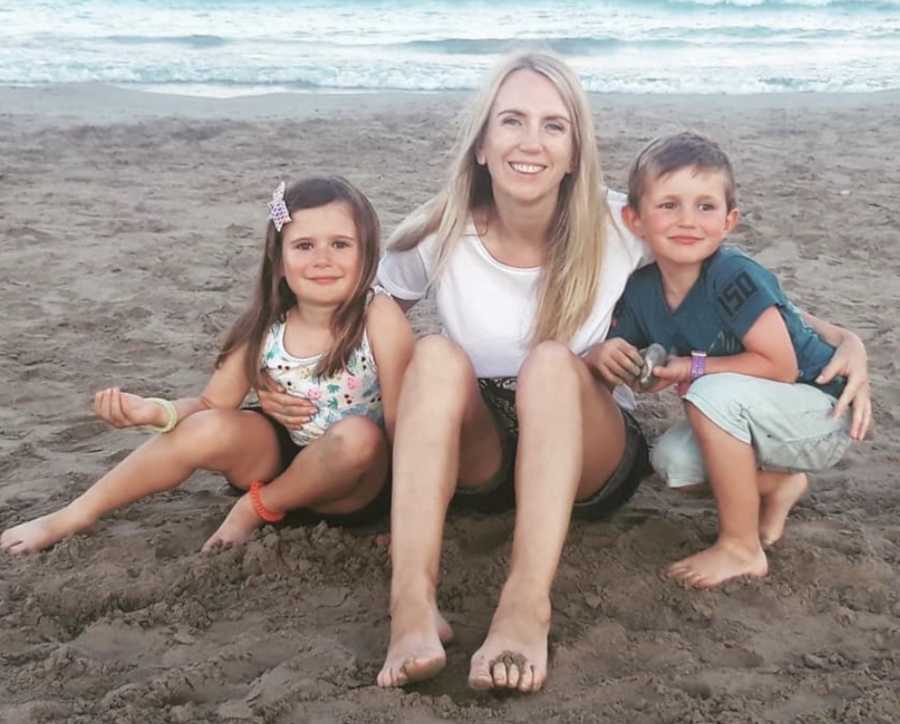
left=656, top=306, right=798, bottom=384
left=584, top=294, right=647, bottom=389
left=366, top=293, right=415, bottom=443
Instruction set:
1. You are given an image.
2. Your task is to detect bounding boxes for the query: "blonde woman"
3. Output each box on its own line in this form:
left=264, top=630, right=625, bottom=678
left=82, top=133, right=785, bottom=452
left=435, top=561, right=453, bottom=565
left=259, top=52, right=872, bottom=692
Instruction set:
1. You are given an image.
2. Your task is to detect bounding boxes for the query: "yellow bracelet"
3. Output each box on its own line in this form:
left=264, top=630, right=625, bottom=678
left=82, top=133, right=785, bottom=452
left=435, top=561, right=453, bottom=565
left=146, top=397, right=178, bottom=433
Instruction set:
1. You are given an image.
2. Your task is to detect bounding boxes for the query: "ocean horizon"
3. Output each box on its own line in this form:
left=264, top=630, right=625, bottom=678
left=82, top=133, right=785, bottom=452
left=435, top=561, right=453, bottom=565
left=2, top=0, right=899, bottom=97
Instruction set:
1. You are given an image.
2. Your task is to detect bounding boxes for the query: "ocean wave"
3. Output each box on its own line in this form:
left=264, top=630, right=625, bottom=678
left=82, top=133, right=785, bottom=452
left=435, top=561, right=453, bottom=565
left=102, top=34, right=230, bottom=49
left=642, top=0, right=900, bottom=9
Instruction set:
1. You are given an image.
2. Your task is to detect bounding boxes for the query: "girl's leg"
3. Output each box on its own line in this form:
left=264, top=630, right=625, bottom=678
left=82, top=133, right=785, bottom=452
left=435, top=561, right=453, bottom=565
left=378, top=335, right=504, bottom=688
left=1, top=409, right=282, bottom=554
left=666, top=403, right=768, bottom=588
left=468, top=342, right=631, bottom=693
left=203, top=415, right=389, bottom=550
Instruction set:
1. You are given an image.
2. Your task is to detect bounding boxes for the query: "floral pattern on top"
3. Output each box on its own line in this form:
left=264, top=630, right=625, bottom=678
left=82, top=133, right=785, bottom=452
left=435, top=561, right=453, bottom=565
left=261, top=320, right=383, bottom=447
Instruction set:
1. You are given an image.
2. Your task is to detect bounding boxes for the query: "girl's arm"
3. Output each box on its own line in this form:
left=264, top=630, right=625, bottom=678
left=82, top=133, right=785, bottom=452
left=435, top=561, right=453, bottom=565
left=802, top=311, right=872, bottom=440
left=654, top=307, right=799, bottom=385
left=366, top=293, right=416, bottom=443
left=95, top=345, right=252, bottom=430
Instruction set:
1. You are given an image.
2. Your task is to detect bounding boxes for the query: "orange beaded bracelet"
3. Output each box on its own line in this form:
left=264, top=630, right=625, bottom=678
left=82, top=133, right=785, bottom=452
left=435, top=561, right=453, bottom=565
left=249, top=481, right=285, bottom=524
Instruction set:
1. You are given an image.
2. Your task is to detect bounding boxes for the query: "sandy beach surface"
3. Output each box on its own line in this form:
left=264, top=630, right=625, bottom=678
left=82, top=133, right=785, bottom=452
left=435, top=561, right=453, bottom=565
left=1, top=84, right=898, bottom=723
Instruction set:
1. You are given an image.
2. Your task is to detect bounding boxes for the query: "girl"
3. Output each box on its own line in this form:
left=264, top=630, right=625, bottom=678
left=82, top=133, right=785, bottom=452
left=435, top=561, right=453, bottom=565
left=1, top=176, right=413, bottom=554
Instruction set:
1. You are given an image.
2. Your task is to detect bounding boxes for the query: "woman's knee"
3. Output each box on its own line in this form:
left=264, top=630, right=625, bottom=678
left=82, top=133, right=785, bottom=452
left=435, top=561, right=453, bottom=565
left=408, top=335, right=475, bottom=385
left=518, top=341, right=581, bottom=391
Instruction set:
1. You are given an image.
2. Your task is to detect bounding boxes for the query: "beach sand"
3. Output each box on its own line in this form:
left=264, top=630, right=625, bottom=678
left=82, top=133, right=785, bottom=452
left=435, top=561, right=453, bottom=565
left=1, top=84, right=898, bottom=723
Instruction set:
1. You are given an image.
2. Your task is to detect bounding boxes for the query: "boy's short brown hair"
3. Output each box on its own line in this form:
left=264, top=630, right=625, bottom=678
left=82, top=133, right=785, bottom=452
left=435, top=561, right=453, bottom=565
left=627, top=131, right=737, bottom=211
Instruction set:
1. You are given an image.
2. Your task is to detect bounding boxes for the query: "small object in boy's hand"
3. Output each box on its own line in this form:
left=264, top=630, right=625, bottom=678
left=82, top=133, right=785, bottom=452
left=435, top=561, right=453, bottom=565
left=638, top=343, right=669, bottom=389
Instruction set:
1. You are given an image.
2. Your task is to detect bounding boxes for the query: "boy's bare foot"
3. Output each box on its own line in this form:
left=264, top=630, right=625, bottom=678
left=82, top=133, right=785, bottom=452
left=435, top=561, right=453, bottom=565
left=1, top=506, right=95, bottom=554
left=759, top=473, right=808, bottom=547
left=377, top=599, right=453, bottom=687
left=202, top=494, right=265, bottom=552
left=666, top=539, right=768, bottom=589
left=468, top=590, right=551, bottom=693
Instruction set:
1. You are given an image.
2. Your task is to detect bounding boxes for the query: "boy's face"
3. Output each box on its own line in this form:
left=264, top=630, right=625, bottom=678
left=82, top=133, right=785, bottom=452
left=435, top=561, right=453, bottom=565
left=623, top=166, right=740, bottom=269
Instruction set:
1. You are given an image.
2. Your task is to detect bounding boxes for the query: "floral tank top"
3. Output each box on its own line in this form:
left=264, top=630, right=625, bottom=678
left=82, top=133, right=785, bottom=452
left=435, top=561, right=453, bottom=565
left=261, top=318, right=383, bottom=446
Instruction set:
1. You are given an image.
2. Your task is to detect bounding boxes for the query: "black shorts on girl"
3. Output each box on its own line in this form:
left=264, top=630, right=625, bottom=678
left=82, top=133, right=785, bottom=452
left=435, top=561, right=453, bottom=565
left=228, top=407, right=391, bottom=528
left=451, top=377, right=650, bottom=518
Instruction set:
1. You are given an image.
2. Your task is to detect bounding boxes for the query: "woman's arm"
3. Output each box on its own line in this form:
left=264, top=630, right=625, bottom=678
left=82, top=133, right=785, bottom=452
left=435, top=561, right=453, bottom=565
left=366, top=293, right=415, bottom=442
left=803, top=311, right=872, bottom=440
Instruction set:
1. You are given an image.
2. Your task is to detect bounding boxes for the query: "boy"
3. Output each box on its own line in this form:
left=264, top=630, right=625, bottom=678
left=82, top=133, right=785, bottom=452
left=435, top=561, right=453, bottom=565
left=592, top=132, right=853, bottom=588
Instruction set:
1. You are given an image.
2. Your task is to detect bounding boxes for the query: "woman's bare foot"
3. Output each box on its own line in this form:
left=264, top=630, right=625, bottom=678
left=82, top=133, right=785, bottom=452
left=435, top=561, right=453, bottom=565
left=377, top=599, right=453, bottom=687
left=666, top=539, right=768, bottom=589
left=202, top=494, right=265, bottom=552
left=759, top=473, right=808, bottom=547
left=468, top=589, right=551, bottom=693
left=1, top=505, right=96, bottom=554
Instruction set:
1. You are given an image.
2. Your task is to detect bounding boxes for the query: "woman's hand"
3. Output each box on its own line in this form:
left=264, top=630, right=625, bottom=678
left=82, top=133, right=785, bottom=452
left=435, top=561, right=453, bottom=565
left=584, top=339, right=644, bottom=388
left=94, top=388, right=164, bottom=429
left=816, top=332, right=872, bottom=441
left=256, top=371, right=318, bottom=429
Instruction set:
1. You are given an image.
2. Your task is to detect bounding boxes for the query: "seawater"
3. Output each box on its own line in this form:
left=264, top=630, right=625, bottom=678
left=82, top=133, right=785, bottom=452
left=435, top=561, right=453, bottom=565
left=2, top=0, right=898, bottom=96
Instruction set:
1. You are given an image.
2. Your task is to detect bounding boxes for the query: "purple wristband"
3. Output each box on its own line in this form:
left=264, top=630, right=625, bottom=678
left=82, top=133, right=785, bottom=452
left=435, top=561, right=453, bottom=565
left=690, top=351, right=707, bottom=381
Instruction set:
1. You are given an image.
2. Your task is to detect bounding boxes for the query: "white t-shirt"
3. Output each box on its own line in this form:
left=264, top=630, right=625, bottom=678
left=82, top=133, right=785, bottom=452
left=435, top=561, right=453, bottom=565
left=378, top=190, right=652, bottom=383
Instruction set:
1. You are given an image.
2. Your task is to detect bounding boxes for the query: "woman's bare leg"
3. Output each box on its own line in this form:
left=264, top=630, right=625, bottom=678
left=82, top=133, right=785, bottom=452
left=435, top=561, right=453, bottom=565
left=1, top=410, right=281, bottom=554
left=666, top=403, right=768, bottom=588
left=204, top=415, right=389, bottom=550
left=468, top=342, right=629, bottom=693
left=377, top=335, right=504, bottom=688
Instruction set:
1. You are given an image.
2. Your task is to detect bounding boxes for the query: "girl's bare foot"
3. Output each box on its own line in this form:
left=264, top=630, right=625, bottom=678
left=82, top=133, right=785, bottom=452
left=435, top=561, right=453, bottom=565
left=759, top=473, right=808, bottom=547
left=1, top=505, right=95, bottom=554
left=666, top=539, right=768, bottom=589
left=377, top=598, right=453, bottom=687
left=202, top=494, right=265, bottom=551
left=468, top=589, right=551, bottom=693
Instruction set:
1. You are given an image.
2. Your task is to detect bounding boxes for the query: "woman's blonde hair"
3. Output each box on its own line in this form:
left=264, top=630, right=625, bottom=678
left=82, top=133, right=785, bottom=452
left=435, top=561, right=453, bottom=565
left=388, top=50, right=609, bottom=344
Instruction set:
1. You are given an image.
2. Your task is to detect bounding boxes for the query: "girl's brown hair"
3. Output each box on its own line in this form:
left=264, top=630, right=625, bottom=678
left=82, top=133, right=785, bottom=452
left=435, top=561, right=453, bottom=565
left=218, top=176, right=380, bottom=386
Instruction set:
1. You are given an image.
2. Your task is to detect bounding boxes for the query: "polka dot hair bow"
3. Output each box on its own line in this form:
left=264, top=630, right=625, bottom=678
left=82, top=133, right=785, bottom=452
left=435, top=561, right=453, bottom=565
left=267, top=181, right=292, bottom=232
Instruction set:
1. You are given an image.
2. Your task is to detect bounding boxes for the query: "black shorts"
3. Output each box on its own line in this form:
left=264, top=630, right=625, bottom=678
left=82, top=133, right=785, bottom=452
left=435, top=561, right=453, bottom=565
left=452, top=377, right=650, bottom=519
left=231, top=408, right=390, bottom=528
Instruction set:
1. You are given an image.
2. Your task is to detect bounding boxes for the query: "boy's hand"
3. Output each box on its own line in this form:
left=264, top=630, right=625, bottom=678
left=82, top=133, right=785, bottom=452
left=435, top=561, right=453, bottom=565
left=94, top=388, right=165, bottom=429
left=584, top=339, right=644, bottom=387
left=257, top=371, right=317, bottom=429
left=650, top=356, right=692, bottom=384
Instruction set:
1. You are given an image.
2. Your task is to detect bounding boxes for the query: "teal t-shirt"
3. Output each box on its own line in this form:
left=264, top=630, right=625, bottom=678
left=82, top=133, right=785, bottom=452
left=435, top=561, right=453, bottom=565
left=609, top=245, right=844, bottom=398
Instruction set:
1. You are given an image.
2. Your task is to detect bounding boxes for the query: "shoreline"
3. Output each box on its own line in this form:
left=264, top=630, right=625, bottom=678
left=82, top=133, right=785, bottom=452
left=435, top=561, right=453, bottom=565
left=3, top=83, right=900, bottom=124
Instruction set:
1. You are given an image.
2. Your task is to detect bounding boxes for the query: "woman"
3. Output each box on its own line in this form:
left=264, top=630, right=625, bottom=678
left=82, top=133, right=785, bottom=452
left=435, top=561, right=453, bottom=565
left=260, top=52, right=872, bottom=693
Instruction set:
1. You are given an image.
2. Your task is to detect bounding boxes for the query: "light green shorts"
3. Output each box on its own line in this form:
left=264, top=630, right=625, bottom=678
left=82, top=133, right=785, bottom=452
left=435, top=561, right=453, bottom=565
left=650, top=373, right=852, bottom=489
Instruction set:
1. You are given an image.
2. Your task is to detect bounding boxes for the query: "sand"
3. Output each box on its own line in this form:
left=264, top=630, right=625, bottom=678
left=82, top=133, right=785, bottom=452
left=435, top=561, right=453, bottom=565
left=1, top=84, right=898, bottom=723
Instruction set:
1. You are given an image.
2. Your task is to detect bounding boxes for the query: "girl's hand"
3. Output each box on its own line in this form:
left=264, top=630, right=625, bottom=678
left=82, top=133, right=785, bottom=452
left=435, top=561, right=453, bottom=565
left=584, top=339, right=644, bottom=387
left=94, top=388, right=165, bottom=429
left=816, top=332, right=872, bottom=440
left=256, top=371, right=317, bottom=429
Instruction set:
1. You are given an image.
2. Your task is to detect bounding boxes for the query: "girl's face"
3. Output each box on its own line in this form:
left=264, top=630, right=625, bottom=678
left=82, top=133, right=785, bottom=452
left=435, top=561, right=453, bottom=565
left=476, top=69, right=575, bottom=208
left=280, top=201, right=363, bottom=307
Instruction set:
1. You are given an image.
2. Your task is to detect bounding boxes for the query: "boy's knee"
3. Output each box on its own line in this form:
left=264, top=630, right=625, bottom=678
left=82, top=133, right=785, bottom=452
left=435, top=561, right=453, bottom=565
left=650, top=422, right=706, bottom=489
